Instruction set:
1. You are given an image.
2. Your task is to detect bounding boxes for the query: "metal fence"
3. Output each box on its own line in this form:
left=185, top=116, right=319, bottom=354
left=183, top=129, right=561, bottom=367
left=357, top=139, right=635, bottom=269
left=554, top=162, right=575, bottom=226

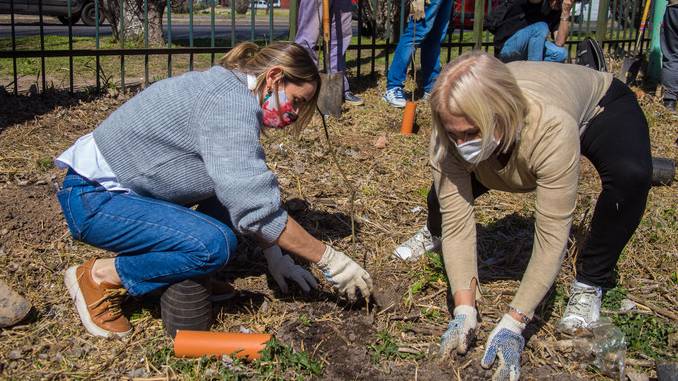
left=0, top=0, right=652, bottom=95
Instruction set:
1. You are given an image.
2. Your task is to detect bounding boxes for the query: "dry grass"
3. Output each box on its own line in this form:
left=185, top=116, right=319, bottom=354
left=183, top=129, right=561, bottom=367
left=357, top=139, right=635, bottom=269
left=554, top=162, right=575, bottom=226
left=0, top=70, right=676, bottom=380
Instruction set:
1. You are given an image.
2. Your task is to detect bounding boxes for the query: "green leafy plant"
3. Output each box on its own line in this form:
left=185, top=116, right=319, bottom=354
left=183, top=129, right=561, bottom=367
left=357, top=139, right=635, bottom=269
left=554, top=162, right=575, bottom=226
left=601, top=286, right=627, bottom=310
left=254, top=338, right=323, bottom=380
left=368, top=330, right=423, bottom=363
left=408, top=251, right=447, bottom=296
left=612, top=314, right=676, bottom=360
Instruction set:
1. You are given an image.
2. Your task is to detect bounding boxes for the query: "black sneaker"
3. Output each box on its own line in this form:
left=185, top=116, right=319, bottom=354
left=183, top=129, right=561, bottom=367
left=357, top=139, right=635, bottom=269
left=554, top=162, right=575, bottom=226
left=663, top=99, right=676, bottom=113
left=344, top=91, right=364, bottom=106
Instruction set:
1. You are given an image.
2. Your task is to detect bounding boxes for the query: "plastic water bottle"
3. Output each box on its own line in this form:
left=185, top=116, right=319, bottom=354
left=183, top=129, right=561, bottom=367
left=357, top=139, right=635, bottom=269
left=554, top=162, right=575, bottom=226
left=590, top=318, right=627, bottom=380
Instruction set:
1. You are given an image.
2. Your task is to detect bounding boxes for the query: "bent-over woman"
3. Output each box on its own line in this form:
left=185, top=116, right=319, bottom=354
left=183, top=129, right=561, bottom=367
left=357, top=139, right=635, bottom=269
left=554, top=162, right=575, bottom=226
left=55, top=42, right=373, bottom=338
left=395, top=52, right=651, bottom=380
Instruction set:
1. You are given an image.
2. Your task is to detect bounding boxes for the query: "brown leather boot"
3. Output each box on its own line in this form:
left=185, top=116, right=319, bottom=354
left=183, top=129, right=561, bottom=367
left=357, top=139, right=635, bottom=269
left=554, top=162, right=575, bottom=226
left=64, top=258, right=132, bottom=338
left=0, top=280, right=31, bottom=328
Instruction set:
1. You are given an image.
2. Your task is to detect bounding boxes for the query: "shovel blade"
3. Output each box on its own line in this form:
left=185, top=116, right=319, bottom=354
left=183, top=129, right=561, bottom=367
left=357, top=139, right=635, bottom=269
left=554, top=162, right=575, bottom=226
left=318, top=72, right=343, bottom=117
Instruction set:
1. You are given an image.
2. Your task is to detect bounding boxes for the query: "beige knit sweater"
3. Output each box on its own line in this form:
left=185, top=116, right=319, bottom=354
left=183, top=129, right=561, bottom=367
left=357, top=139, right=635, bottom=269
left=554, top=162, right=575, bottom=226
left=432, top=62, right=613, bottom=316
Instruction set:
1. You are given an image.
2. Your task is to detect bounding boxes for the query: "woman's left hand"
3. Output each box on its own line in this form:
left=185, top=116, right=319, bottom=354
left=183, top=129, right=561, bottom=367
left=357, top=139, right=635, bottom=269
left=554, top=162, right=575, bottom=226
left=481, top=314, right=526, bottom=381
left=263, top=245, right=318, bottom=293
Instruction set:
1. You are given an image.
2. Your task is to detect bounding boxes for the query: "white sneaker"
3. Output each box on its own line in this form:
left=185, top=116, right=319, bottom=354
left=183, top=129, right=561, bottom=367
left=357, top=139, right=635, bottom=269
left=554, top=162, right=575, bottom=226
left=393, top=226, right=441, bottom=261
left=382, top=87, right=407, bottom=108
left=557, top=281, right=603, bottom=335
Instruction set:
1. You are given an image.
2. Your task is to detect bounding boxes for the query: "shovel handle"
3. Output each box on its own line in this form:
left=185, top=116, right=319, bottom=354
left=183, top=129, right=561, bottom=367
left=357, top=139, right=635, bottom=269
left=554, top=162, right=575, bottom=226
left=322, top=0, right=331, bottom=45
left=635, top=0, right=653, bottom=51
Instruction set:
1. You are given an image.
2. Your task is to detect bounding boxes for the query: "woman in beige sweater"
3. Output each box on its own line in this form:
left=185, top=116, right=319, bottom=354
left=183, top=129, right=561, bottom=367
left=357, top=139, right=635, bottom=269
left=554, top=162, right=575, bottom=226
left=395, top=51, right=652, bottom=380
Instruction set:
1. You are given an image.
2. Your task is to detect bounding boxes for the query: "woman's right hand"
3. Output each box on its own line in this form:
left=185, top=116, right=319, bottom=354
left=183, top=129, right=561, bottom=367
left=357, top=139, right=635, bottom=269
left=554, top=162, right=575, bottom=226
left=439, top=305, right=478, bottom=357
left=316, top=246, right=373, bottom=301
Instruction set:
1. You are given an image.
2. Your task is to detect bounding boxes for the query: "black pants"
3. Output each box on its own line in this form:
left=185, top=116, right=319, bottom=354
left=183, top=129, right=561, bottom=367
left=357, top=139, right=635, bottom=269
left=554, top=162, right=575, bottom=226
left=426, top=78, right=652, bottom=289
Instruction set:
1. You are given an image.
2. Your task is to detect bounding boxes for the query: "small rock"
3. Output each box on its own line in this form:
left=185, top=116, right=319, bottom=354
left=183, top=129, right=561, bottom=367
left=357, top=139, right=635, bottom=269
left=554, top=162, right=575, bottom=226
left=619, top=298, right=637, bottom=313
left=668, top=332, right=678, bottom=348
left=7, top=350, right=22, bottom=360
left=260, top=300, right=270, bottom=313
left=16, top=180, right=29, bottom=186
left=38, top=353, right=48, bottom=360
left=373, top=135, right=388, bottom=149
left=626, top=369, right=649, bottom=381
left=0, top=229, right=8, bottom=236
left=128, top=368, right=147, bottom=378
left=344, top=148, right=359, bottom=158
left=410, top=206, right=424, bottom=214
left=239, top=326, right=252, bottom=334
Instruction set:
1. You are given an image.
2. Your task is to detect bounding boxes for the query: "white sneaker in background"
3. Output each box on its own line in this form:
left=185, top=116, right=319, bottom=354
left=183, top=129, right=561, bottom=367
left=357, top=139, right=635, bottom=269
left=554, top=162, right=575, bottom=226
left=557, top=280, right=603, bottom=335
left=393, top=226, right=441, bottom=261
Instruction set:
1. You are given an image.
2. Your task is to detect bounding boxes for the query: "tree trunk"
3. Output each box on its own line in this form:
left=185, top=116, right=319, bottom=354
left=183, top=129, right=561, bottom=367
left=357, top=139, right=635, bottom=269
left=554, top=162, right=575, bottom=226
left=102, top=0, right=166, bottom=45
left=359, top=0, right=402, bottom=40
left=235, top=0, right=249, bottom=14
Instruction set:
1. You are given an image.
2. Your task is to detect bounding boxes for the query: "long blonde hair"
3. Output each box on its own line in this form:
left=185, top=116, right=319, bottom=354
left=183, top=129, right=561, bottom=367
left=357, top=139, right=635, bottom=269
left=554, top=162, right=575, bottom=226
left=220, top=42, right=321, bottom=134
left=430, top=51, right=528, bottom=165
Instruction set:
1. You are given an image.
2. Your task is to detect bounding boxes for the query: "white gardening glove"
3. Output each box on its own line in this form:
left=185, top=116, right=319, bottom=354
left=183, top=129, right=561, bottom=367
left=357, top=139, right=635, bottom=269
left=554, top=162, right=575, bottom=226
left=439, top=305, right=478, bottom=357
left=410, top=0, right=426, bottom=21
left=263, top=245, right=318, bottom=293
left=481, top=314, right=526, bottom=381
left=316, top=246, right=373, bottom=301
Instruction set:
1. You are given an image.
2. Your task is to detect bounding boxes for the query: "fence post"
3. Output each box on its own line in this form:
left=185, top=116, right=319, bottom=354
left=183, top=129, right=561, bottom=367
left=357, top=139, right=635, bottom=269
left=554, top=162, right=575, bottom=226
left=289, top=0, right=298, bottom=40
left=648, top=0, right=668, bottom=82
left=596, top=0, right=610, bottom=46
left=473, top=0, right=485, bottom=49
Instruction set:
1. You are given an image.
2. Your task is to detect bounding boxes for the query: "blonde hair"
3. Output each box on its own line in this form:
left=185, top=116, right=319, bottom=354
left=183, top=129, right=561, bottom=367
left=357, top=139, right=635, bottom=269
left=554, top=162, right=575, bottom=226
left=220, top=42, right=321, bottom=134
left=430, top=51, right=528, bottom=165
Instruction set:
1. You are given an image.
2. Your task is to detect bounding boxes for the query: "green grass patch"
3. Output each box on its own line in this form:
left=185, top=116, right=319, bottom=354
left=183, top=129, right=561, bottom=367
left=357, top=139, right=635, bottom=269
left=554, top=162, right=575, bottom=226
left=601, top=286, right=627, bottom=310
left=611, top=314, right=677, bottom=361
left=255, top=337, right=323, bottom=380
left=408, top=251, right=447, bottom=296
left=368, top=330, right=424, bottom=363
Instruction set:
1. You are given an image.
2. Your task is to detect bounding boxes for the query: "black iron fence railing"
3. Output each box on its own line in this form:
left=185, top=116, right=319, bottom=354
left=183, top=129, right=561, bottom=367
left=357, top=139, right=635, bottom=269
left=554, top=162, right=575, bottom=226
left=0, top=0, right=652, bottom=95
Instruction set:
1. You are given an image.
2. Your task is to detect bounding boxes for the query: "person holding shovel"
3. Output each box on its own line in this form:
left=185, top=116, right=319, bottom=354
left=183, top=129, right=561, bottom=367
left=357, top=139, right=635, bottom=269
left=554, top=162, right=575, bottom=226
left=295, top=0, right=364, bottom=105
left=382, top=0, right=453, bottom=108
left=396, top=52, right=651, bottom=380
left=54, top=42, right=373, bottom=338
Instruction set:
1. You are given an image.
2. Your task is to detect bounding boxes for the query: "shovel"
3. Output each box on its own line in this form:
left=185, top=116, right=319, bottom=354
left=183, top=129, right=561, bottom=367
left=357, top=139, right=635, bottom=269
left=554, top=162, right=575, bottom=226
left=317, top=0, right=343, bottom=117
left=619, top=0, right=653, bottom=84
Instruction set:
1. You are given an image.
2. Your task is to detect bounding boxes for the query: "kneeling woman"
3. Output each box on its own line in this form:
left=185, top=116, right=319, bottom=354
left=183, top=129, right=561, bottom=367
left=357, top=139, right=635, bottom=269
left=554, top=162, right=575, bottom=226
left=404, top=52, right=651, bottom=379
left=55, top=42, right=373, bottom=338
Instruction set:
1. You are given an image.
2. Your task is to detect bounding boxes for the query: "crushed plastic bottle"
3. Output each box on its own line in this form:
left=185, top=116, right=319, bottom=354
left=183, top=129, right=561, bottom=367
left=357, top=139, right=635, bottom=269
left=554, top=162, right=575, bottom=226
left=590, top=318, right=627, bottom=380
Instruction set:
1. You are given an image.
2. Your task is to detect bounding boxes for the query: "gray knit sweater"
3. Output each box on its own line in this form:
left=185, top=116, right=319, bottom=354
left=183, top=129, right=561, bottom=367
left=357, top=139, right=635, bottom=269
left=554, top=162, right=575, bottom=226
left=93, top=66, right=287, bottom=244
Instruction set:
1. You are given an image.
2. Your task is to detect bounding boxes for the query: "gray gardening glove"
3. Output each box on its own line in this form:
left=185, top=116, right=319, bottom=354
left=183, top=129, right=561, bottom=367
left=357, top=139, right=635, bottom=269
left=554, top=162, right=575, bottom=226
left=316, top=246, right=373, bottom=301
left=264, top=245, right=318, bottom=293
left=439, top=305, right=478, bottom=357
left=481, top=314, right=526, bottom=381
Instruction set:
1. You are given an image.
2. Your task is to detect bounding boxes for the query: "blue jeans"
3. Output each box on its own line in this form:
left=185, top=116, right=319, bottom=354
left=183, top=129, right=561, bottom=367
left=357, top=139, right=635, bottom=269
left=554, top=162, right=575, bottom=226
left=57, top=169, right=237, bottom=296
left=499, top=22, right=568, bottom=63
left=386, top=0, right=453, bottom=93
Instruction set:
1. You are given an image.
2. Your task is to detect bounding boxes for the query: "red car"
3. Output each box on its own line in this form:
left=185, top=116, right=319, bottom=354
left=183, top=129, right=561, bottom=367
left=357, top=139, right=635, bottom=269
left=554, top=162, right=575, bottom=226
left=453, top=0, right=504, bottom=30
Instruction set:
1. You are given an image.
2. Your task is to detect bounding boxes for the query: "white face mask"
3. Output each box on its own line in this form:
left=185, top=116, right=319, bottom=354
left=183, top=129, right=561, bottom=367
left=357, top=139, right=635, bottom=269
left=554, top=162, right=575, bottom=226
left=453, top=137, right=500, bottom=164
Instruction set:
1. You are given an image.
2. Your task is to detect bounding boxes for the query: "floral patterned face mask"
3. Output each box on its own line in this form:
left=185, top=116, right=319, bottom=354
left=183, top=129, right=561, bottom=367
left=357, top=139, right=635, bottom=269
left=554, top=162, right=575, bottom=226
left=260, top=86, right=298, bottom=129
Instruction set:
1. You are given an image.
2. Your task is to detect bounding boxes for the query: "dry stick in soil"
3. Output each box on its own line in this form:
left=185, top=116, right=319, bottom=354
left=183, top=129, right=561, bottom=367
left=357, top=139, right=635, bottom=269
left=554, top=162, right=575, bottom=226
left=317, top=108, right=370, bottom=311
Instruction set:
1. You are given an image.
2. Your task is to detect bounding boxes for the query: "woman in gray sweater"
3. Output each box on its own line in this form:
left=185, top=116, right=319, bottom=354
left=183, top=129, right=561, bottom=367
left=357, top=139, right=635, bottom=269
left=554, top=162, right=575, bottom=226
left=55, top=42, right=373, bottom=338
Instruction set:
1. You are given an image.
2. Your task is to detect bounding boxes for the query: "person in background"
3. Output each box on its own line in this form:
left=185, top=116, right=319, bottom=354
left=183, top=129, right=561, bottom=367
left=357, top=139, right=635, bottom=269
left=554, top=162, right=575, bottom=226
left=661, top=0, right=678, bottom=112
left=491, top=0, right=573, bottom=63
left=382, top=0, right=453, bottom=108
left=397, top=52, right=651, bottom=380
left=55, top=42, right=373, bottom=338
left=295, top=0, right=364, bottom=105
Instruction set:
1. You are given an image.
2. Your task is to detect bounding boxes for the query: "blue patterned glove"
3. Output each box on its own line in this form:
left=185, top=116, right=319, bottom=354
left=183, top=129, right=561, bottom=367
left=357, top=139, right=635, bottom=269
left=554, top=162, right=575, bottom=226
left=481, top=314, right=526, bottom=381
left=439, top=305, right=477, bottom=357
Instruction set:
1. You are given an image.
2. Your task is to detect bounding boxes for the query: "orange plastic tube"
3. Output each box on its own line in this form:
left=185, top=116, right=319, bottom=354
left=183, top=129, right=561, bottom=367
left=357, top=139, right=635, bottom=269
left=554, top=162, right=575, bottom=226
left=400, top=101, right=416, bottom=135
left=174, top=330, right=272, bottom=360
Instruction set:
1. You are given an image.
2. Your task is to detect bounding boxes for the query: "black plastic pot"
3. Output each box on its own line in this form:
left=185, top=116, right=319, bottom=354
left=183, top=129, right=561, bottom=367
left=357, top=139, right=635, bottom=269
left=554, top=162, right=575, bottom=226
left=160, top=279, right=213, bottom=338
left=652, top=157, right=676, bottom=186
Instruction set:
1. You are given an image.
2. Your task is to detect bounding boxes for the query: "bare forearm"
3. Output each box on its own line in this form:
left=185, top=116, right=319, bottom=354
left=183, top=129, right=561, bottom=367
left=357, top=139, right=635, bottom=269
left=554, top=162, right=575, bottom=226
left=275, top=216, right=325, bottom=263
left=555, top=18, right=570, bottom=46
